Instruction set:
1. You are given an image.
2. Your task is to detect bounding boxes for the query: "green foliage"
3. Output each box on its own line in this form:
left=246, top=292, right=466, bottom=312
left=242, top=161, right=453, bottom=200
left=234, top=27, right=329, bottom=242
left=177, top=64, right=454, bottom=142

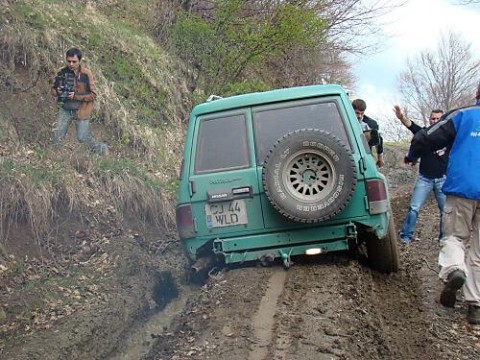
left=170, top=0, right=327, bottom=94
left=170, top=14, right=217, bottom=75
left=221, top=80, right=270, bottom=97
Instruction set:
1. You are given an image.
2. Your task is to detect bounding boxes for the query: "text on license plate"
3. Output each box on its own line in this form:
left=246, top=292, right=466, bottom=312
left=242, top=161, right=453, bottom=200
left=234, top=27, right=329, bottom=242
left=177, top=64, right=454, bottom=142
left=205, top=200, right=248, bottom=228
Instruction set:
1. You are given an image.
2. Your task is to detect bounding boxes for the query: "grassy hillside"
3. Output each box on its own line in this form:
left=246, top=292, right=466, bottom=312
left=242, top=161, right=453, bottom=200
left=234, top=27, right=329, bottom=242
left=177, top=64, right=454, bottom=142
left=0, top=0, right=193, bottom=247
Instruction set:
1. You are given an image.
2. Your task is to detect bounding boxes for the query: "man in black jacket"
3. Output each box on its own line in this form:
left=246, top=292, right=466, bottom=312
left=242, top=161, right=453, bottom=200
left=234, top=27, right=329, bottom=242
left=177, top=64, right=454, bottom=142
left=393, top=106, right=447, bottom=244
left=352, top=99, right=384, bottom=167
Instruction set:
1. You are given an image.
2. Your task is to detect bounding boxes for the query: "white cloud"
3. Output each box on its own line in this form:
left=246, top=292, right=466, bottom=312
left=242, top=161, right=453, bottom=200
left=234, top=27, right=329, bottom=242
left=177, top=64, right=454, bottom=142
left=352, top=0, right=480, bottom=134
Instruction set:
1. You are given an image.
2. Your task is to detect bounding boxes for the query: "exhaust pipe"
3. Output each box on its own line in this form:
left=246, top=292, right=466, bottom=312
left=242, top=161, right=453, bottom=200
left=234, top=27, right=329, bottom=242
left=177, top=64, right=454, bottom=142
left=191, top=255, right=214, bottom=274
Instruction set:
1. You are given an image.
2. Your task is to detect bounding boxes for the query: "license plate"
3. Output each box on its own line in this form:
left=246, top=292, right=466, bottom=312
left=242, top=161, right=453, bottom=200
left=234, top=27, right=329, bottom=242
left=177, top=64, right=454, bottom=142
left=205, top=200, right=248, bottom=228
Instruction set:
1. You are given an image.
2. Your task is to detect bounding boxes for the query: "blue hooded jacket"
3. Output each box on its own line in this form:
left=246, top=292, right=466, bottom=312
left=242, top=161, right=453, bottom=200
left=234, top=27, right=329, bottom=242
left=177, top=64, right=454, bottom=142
left=407, top=101, right=480, bottom=200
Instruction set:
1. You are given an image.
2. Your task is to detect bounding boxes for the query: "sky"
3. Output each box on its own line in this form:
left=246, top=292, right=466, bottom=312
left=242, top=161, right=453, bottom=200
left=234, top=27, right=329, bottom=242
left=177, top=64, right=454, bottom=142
left=351, top=0, right=480, bottom=129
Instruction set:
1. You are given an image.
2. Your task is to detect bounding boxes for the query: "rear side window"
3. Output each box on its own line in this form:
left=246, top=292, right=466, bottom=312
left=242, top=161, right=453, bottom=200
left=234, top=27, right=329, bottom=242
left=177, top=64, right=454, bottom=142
left=253, top=100, right=349, bottom=164
left=194, top=114, right=250, bottom=174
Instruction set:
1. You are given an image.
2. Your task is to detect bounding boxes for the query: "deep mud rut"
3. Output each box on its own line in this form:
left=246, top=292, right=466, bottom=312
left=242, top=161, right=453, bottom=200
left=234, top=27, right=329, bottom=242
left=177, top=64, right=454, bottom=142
left=3, top=146, right=480, bottom=360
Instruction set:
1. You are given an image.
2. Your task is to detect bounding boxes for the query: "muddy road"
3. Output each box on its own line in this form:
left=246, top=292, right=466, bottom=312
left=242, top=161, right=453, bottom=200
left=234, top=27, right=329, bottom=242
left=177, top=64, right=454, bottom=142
left=2, top=146, right=480, bottom=360
left=145, top=196, right=479, bottom=360
left=144, top=147, right=480, bottom=360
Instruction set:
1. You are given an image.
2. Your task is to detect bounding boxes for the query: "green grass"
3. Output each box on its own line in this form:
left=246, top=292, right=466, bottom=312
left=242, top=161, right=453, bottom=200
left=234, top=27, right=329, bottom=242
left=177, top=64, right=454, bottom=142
left=97, top=158, right=162, bottom=190
left=19, top=165, right=62, bottom=185
left=1, top=0, right=186, bottom=244
left=1, top=156, right=62, bottom=185
left=11, top=3, right=47, bottom=28
left=1, top=160, right=15, bottom=172
left=0, top=123, right=7, bottom=141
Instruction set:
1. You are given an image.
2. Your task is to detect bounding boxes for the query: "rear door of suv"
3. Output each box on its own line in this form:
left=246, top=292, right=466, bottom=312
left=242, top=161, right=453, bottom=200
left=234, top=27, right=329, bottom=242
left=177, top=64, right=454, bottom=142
left=188, top=109, right=265, bottom=238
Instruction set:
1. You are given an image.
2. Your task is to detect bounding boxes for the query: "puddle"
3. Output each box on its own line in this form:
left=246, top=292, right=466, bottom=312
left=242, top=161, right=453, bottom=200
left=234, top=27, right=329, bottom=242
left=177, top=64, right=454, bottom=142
left=116, top=272, right=193, bottom=360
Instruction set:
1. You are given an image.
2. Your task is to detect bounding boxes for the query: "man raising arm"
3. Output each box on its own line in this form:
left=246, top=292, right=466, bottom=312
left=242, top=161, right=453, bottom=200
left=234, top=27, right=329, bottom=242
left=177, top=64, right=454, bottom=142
left=393, top=106, right=447, bottom=244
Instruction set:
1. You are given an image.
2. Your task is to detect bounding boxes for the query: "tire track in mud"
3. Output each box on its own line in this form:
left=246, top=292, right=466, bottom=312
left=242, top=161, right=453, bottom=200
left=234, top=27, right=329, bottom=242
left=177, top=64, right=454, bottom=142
left=147, top=249, right=445, bottom=359
left=248, top=269, right=287, bottom=360
left=245, top=255, right=438, bottom=360
left=270, top=260, right=355, bottom=360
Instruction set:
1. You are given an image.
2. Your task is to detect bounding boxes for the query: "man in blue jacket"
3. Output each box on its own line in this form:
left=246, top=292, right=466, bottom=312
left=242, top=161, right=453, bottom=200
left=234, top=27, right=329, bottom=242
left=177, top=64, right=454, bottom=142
left=406, top=85, right=480, bottom=325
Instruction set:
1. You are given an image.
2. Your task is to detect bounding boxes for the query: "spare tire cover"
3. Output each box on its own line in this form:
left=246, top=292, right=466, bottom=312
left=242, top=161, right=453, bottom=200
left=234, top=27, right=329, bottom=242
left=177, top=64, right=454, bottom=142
left=262, top=129, right=357, bottom=223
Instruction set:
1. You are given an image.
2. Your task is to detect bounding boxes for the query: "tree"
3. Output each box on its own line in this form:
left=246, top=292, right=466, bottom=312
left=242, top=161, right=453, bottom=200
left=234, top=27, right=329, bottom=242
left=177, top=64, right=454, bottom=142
left=170, top=1, right=327, bottom=94
left=398, top=30, right=480, bottom=126
left=316, top=0, right=404, bottom=54
left=264, top=0, right=402, bottom=86
left=168, top=0, right=401, bottom=94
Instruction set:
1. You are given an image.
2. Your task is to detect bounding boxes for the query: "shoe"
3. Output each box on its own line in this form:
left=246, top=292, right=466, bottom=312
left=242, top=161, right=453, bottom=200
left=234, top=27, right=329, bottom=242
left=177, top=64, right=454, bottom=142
left=467, top=305, right=480, bottom=325
left=400, top=237, right=411, bottom=244
left=440, top=270, right=466, bottom=308
left=98, top=143, right=108, bottom=156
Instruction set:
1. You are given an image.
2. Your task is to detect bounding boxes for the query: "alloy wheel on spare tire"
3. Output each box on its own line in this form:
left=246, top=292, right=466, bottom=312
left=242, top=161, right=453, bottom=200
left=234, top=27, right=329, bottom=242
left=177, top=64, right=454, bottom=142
left=262, top=129, right=357, bottom=223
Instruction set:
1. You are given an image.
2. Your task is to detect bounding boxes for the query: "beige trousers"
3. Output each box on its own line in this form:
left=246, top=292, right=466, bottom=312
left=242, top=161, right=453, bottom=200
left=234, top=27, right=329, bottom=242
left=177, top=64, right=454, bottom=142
left=438, top=195, right=480, bottom=305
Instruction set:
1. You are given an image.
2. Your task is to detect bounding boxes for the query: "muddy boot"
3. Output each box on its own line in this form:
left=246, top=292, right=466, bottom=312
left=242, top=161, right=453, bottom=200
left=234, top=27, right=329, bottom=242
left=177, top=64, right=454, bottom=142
left=440, top=270, right=466, bottom=308
left=467, top=305, right=480, bottom=325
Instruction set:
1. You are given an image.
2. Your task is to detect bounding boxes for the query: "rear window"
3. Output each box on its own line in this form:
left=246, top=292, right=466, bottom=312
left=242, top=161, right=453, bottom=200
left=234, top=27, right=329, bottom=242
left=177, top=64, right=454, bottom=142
left=253, top=100, right=349, bottom=164
left=194, top=114, right=250, bottom=174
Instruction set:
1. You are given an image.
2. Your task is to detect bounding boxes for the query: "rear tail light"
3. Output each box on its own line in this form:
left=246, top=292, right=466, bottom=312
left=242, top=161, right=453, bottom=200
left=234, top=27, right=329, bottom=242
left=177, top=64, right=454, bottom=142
left=176, top=204, right=196, bottom=239
left=366, top=179, right=388, bottom=214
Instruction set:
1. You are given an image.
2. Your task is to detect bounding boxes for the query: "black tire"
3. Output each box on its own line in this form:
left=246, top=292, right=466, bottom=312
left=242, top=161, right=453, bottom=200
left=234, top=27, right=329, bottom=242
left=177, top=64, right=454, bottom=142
left=262, top=129, right=357, bottom=223
left=366, top=216, right=399, bottom=273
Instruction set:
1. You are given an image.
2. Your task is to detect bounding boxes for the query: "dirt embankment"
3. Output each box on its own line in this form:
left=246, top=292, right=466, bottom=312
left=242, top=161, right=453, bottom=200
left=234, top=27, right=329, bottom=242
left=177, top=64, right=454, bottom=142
left=2, top=145, right=480, bottom=360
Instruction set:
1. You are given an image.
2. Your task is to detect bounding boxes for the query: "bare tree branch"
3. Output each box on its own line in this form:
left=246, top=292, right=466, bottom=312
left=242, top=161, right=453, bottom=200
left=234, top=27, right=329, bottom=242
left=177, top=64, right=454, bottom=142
left=398, top=30, right=480, bottom=125
left=315, top=0, right=406, bottom=54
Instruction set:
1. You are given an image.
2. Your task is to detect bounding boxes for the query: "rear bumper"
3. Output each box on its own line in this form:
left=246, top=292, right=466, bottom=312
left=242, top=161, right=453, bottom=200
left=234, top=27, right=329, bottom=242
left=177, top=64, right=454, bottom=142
left=181, top=212, right=391, bottom=264
left=214, top=222, right=357, bottom=264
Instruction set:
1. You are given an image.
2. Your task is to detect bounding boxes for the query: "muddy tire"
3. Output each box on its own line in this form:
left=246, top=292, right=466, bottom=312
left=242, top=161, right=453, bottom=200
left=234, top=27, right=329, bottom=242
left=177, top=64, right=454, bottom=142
left=366, top=216, right=399, bottom=273
left=262, top=129, right=357, bottom=223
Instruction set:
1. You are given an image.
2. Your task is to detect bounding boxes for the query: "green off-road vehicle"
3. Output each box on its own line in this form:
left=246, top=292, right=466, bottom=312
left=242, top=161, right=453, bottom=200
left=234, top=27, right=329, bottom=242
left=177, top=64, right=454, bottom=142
left=176, top=85, right=399, bottom=273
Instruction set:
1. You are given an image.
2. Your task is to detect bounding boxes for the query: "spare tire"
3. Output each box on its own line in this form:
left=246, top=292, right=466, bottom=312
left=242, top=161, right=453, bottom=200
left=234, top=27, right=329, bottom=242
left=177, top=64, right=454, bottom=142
left=262, top=129, right=357, bottom=223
